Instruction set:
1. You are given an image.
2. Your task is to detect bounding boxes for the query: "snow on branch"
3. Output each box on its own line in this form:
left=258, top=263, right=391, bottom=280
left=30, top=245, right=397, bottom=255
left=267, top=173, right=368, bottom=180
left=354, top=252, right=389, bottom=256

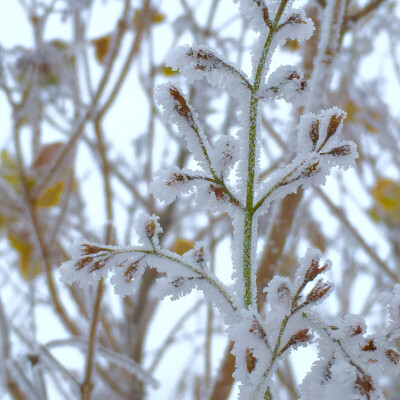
left=60, top=214, right=237, bottom=319
left=166, top=45, right=252, bottom=94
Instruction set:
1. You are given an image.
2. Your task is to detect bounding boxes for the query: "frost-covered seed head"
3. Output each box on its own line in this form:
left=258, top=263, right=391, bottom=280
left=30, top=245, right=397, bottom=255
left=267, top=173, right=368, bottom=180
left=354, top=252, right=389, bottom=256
left=386, top=349, right=400, bottom=365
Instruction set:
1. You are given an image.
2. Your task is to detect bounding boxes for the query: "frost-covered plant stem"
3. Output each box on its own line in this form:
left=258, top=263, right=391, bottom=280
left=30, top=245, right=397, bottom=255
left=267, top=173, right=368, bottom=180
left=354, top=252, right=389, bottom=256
left=243, top=0, right=290, bottom=308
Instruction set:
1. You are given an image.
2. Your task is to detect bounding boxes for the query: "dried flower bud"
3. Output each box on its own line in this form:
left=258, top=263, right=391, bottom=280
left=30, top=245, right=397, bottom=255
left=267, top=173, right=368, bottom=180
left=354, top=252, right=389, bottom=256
left=386, top=349, right=400, bottom=365
left=320, top=144, right=352, bottom=157
left=304, top=258, right=327, bottom=282
left=306, top=279, right=331, bottom=303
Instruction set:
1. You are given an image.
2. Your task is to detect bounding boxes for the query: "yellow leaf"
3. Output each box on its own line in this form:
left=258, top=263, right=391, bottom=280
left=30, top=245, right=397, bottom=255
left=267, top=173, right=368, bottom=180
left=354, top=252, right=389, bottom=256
left=92, top=35, right=111, bottom=64
left=151, top=12, right=166, bottom=24
left=174, top=239, right=195, bottom=256
left=345, top=100, right=359, bottom=122
left=1, top=149, right=16, bottom=170
left=372, top=178, right=400, bottom=210
left=36, top=181, right=64, bottom=208
left=8, top=232, right=41, bottom=280
left=284, top=39, right=299, bottom=51
left=162, top=66, right=179, bottom=76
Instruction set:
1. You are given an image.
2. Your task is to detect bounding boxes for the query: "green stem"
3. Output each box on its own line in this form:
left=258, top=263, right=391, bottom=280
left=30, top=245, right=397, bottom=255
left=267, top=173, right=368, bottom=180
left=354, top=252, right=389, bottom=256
left=242, top=0, right=290, bottom=308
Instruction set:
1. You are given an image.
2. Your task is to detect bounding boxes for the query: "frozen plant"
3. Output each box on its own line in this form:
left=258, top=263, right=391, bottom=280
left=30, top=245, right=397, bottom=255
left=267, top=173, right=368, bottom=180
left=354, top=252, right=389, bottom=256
left=59, top=0, right=400, bottom=399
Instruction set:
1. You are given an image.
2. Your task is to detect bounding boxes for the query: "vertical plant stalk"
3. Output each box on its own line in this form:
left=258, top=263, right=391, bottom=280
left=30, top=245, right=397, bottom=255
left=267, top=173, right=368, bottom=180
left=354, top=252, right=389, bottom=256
left=81, top=119, right=115, bottom=400
left=243, top=0, right=290, bottom=308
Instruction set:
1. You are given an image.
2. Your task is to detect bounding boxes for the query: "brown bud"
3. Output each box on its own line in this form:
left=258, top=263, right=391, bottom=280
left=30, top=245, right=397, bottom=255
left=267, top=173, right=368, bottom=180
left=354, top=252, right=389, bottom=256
left=361, top=339, right=377, bottom=351
left=350, top=325, right=363, bottom=336
left=193, top=246, right=205, bottom=265
left=355, top=374, right=374, bottom=398
left=310, top=120, right=320, bottom=150
left=304, top=258, right=327, bottom=282
left=169, top=86, right=194, bottom=126
left=209, top=184, right=226, bottom=201
left=76, top=256, right=94, bottom=270
left=320, top=144, right=352, bottom=157
left=166, top=172, right=190, bottom=186
left=172, top=277, right=186, bottom=287
left=288, top=328, right=310, bottom=346
left=145, top=220, right=158, bottom=239
left=306, top=279, right=331, bottom=303
left=125, top=260, right=140, bottom=282
left=81, top=243, right=103, bottom=256
left=326, top=113, right=344, bottom=139
left=301, top=161, right=320, bottom=178
left=246, top=349, right=257, bottom=373
left=249, top=319, right=267, bottom=339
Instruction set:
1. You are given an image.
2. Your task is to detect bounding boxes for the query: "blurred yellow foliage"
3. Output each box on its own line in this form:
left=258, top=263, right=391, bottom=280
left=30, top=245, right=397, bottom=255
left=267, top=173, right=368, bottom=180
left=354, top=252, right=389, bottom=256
left=162, top=66, right=179, bottom=76
left=36, top=181, right=64, bottom=208
left=8, top=232, right=41, bottom=280
left=371, top=178, right=400, bottom=224
left=174, top=239, right=195, bottom=255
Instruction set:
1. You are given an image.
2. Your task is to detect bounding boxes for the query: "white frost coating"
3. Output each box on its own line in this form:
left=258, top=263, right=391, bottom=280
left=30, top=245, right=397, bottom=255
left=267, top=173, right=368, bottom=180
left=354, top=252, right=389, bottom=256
left=150, top=167, right=206, bottom=205
left=273, top=10, right=314, bottom=45
left=210, top=135, right=239, bottom=178
left=234, top=0, right=270, bottom=33
left=165, top=45, right=250, bottom=97
left=155, top=83, right=213, bottom=171
left=255, top=107, right=358, bottom=216
left=263, top=65, right=308, bottom=106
